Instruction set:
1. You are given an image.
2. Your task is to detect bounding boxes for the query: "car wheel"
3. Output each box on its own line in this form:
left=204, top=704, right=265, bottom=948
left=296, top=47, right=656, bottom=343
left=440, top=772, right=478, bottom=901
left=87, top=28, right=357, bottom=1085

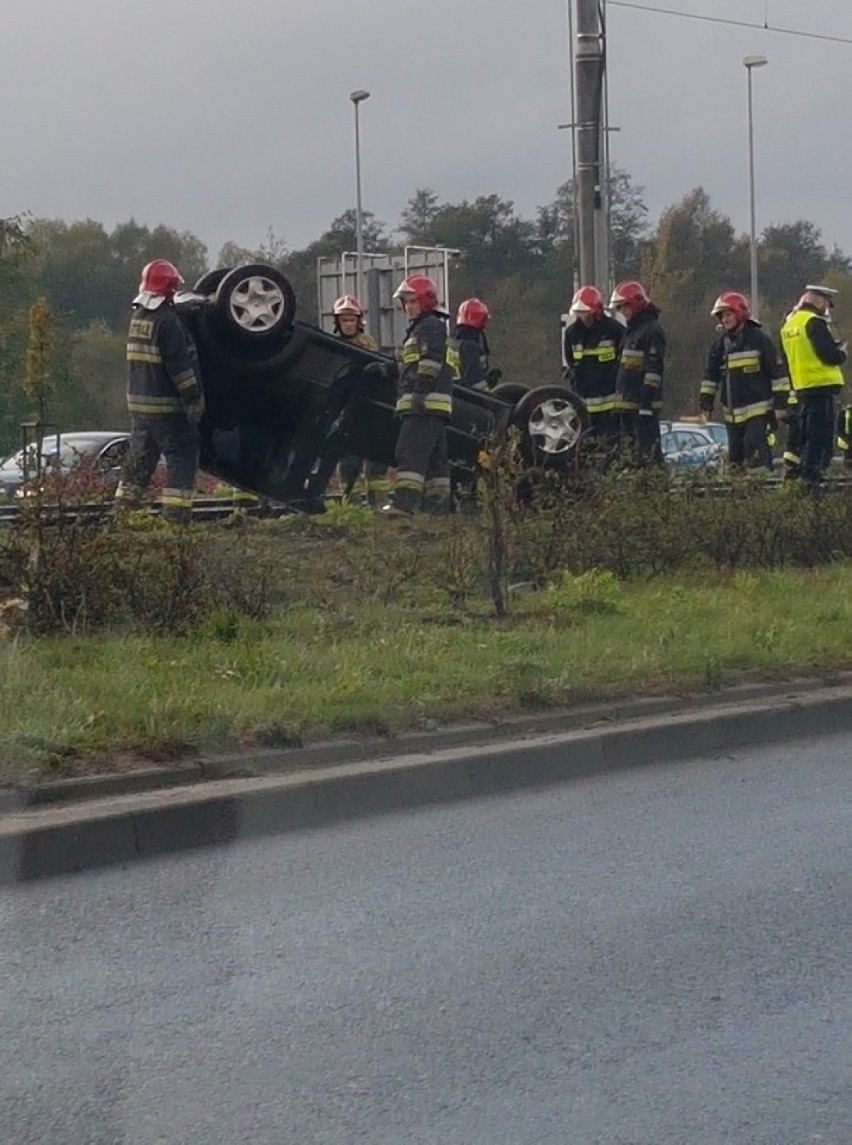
left=213, top=264, right=296, bottom=348
left=194, top=268, right=232, bottom=298
left=511, top=385, right=588, bottom=469
left=489, top=382, right=530, bottom=406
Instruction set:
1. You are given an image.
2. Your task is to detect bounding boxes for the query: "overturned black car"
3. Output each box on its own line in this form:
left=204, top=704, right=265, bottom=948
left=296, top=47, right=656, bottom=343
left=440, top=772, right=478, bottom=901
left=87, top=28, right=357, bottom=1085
left=180, top=264, right=588, bottom=510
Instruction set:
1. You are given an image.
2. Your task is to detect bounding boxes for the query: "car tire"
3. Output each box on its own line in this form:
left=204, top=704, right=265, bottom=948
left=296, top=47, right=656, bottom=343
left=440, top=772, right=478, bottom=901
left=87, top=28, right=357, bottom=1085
left=490, top=382, right=530, bottom=406
left=212, top=264, right=296, bottom=349
left=194, top=268, right=232, bottom=298
left=511, top=385, right=588, bottom=469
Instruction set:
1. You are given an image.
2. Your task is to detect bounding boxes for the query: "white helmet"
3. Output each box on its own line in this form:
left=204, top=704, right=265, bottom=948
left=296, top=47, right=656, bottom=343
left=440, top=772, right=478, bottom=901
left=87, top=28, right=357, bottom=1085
left=801, top=285, right=838, bottom=312
left=333, top=294, right=364, bottom=317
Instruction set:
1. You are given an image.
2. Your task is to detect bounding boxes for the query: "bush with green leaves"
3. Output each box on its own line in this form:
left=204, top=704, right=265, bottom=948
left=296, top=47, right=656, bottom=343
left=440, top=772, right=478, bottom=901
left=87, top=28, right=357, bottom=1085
left=0, top=508, right=278, bottom=635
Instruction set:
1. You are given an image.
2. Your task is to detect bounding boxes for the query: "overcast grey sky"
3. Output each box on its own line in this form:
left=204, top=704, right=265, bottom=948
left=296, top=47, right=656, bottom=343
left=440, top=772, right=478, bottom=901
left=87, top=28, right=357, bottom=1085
left=2, top=1, right=850, bottom=263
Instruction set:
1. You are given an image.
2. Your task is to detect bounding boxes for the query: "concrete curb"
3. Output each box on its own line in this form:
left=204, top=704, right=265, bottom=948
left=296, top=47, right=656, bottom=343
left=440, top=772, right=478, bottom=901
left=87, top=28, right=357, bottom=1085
left=3, top=673, right=850, bottom=815
left=2, top=680, right=851, bottom=883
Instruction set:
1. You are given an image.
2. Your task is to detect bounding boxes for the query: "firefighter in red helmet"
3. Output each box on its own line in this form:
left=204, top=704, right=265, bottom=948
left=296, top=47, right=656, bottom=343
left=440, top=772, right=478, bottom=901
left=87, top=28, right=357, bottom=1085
left=384, top=275, right=453, bottom=515
left=331, top=294, right=389, bottom=505
left=563, top=285, right=624, bottom=455
left=700, top=290, right=789, bottom=469
left=609, top=280, right=666, bottom=466
left=116, top=259, right=205, bottom=523
left=450, top=298, right=499, bottom=391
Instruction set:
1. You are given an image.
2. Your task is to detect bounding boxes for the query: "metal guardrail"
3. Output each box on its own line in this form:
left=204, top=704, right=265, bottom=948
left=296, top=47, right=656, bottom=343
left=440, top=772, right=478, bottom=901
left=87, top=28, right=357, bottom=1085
left=1, top=476, right=851, bottom=527
left=0, top=497, right=285, bottom=526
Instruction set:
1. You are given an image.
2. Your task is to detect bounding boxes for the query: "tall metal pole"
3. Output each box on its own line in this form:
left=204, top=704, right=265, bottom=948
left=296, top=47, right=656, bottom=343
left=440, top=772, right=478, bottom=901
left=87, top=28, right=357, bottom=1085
left=596, top=0, right=611, bottom=298
left=574, top=0, right=604, bottom=286
left=599, top=0, right=614, bottom=298
left=743, top=56, right=767, bottom=317
left=350, top=89, right=370, bottom=304
left=565, top=0, right=580, bottom=291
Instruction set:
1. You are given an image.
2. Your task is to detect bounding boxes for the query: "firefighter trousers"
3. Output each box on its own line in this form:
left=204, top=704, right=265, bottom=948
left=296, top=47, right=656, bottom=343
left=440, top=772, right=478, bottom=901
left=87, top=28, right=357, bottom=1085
left=117, top=415, right=199, bottom=524
left=587, top=411, right=619, bottom=445
left=783, top=409, right=803, bottom=479
left=393, top=413, right=451, bottom=513
left=584, top=411, right=620, bottom=467
left=338, top=455, right=390, bottom=505
left=618, top=411, right=663, bottom=467
left=799, top=392, right=835, bottom=488
left=727, top=416, right=772, bottom=470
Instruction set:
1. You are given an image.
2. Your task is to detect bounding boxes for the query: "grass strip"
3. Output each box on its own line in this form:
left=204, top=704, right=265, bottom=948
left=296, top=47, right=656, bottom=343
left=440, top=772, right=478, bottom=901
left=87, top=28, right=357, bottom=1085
left=1, top=564, right=850, bottom=785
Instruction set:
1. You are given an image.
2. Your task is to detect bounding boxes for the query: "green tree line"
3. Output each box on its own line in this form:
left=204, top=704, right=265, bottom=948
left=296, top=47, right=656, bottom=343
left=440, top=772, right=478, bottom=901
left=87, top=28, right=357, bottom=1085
left=1, top=175, right=850, bottom=453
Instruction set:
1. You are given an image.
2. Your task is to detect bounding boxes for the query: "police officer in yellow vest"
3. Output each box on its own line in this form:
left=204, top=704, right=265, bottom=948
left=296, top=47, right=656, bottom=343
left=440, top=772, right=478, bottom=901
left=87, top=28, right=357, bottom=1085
left=779, top=286, right=847, bottom=489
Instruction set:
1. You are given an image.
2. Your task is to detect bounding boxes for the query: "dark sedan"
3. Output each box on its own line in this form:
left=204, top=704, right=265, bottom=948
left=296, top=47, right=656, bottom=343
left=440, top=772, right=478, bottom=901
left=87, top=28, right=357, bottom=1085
left=179, top=265, right=588, bottom=510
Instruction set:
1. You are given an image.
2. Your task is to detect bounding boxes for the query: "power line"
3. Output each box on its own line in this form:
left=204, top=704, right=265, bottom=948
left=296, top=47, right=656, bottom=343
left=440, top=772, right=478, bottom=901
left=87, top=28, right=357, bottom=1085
left=608, top=1, right=852, bottom=46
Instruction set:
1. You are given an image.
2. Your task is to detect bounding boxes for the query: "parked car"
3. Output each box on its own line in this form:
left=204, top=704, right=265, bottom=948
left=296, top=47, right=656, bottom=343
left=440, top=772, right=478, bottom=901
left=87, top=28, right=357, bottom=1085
left=0, top=432, right=131, bottom=498
left=180, top=265, right=589, bottom=510
left=695, top=421, right=728, bottom=451
left=0, top=430, right=222, bottom=500
left=660, top=418, right=728, bottom=451
left=660, top=425, right=725, bottom=471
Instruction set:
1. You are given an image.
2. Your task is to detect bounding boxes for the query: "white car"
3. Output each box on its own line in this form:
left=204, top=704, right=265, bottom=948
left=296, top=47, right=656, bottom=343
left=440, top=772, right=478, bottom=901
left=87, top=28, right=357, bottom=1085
left=0, top=432, right=130, bottom=498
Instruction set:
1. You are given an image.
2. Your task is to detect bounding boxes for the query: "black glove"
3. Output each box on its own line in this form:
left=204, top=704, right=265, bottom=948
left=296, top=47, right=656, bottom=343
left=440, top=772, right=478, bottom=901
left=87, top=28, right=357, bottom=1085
left=485, top=367, right=503, bottom=387
left=409, top=393, right=427, bottom=415
left=362, top=359, right=396, bottom=381
left=185, top=399, right=205, bottom=426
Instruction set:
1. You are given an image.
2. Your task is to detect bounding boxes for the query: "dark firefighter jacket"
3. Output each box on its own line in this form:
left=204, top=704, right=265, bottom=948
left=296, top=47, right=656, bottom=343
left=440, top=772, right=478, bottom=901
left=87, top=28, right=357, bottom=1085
left=448, top=326, right=490, bottom=391
left=126, top=304, right=203, bottom=419
left=563, top=315, right=624, bottom=415
left=700, top=319, right=789, bottom=423
left=396, top=310, right=453, bottom=417
left=614, top=305, right=665, bottom=413
left=779, top=303, right=847, bottom=396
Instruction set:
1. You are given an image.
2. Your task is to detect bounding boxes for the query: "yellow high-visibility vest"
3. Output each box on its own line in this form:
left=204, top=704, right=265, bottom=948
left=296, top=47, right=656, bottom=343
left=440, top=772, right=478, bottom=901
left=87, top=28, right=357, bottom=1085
left=780, top=309, right=844, bottom=391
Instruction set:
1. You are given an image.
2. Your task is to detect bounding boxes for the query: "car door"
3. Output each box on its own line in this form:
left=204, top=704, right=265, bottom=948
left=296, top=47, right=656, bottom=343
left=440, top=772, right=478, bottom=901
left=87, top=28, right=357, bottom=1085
left=95, top=438, right=131, bottom=488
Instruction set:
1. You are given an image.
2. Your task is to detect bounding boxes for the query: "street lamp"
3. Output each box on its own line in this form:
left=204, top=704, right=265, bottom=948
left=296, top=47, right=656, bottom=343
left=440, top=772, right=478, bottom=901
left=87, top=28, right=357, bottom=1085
left=349, top=89, right=370, bottom=304
left=743, top=55, right=768, bottom=317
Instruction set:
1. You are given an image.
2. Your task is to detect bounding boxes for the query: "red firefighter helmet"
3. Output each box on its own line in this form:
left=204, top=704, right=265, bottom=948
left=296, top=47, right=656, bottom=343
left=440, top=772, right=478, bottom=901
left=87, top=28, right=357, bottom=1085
left=456, top=298, right=490, bottom=329
left=333, top=294, right=364, bottom=317
left=570, top=285, right=604, bottom=319
left=138, top=259, right=183, bottom=297
left=609, top=280, right=651, bottom=314
left=393, top=275, right=439, bottom=311
left=711, top=291, right=751, bottom=324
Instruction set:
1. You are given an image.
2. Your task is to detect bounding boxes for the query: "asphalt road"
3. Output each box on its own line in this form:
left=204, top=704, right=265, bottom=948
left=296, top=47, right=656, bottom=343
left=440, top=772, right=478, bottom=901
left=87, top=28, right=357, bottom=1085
left=1, top=736, right=849, bottom=1145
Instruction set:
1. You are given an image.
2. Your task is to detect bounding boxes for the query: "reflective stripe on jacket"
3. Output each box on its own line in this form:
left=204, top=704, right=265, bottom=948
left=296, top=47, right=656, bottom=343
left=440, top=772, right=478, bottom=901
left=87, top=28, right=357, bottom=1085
left=396, top=311, right=453, bottom=417
left=126, top=304, right=203, bottom=418
left=614, top=307, right=665, bottom=412
left=700, top=321, right=789, bottom=424
left=563, top=315, right=624, bottom=414
left=448, top=334, right=489, bottom=390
